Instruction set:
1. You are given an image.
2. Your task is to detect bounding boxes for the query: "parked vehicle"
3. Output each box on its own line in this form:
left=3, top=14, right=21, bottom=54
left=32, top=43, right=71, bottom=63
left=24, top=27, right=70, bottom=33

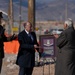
left=49, top=29, right=63, bottom=35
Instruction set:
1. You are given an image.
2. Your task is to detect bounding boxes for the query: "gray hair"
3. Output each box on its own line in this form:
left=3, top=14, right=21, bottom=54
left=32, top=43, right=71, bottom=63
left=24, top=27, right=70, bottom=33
left=65, top=18, right=73, bottom=27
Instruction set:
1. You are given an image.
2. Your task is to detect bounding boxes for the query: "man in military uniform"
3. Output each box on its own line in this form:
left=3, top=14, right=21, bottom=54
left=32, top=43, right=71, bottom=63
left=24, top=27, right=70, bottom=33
left=0, top=12, right=17, bottom=74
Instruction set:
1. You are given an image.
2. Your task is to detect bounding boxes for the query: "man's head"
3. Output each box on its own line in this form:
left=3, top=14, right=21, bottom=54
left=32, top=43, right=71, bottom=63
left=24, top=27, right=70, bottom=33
left=64, top=18, right=73, bottom=29
left=23, top=22, right=32, bottom=32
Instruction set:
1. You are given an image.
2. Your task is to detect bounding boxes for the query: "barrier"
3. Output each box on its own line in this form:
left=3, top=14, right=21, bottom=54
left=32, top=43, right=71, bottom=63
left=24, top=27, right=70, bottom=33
left=4, top=40, right=19, bottom=54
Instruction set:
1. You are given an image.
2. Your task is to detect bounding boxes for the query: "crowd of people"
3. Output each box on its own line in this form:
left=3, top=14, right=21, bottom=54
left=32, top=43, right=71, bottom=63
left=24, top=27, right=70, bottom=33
left=0, top=11, right=75, bottom=75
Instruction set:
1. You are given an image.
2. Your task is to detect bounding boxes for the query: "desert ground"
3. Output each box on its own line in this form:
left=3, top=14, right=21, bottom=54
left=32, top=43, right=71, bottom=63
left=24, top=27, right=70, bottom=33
left=1, top=54, right=55, bottom=75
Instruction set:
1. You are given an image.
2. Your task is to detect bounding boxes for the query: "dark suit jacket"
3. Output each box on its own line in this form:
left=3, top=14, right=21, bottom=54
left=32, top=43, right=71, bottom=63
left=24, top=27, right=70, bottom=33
left=0, top=25, right=10, bottom=58
left=0, top=25, right=17, bottom=59
left=55, top=27, right=75, bottom=75
left=16, top=30, right=39, bottom=68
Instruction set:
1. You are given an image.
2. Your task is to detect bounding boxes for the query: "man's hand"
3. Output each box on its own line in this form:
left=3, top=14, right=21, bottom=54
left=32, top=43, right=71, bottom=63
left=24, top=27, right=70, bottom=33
left=34, top=45, right=39, bottom=48
left=53, top=34, right=59, bottom=38
left=10, top=34, right=17, bottom=41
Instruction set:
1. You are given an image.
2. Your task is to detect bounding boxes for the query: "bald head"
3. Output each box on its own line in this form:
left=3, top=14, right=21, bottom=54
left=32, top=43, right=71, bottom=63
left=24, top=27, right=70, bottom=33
left=23, top=22, right=32, bottom=32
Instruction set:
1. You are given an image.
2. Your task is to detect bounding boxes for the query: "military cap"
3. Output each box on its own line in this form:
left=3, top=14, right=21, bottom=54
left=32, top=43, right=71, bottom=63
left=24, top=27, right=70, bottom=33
left=0, top=12, right=3, bottom=18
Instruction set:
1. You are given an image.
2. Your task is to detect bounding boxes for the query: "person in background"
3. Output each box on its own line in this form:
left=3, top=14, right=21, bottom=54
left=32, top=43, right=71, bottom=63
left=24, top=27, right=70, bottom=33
left=54, top=18, right=75, bottom=75
left=0, top=12, right=17, bottom=74
left=16, top=22, right=39, bottom=75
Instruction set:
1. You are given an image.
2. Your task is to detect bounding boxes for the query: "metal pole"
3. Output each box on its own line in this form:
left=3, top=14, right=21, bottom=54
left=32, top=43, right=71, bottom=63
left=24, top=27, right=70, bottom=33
left=42, top=58, right=44, bottom=75
left=28, top=0, right=35, bottom=31
left=49, top=59, right=51, bottom=75
left=65, top=0, right=68, bottom=20
left=19, top=0, right=22, bottom=32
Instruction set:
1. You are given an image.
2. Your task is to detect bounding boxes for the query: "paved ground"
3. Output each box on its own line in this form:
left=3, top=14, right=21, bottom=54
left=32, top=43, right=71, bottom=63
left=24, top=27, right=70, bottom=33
left=1, top=54, right=55, bottom=75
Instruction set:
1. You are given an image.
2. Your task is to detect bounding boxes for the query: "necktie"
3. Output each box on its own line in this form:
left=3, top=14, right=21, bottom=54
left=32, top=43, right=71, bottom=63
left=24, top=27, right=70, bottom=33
left=28, top=33, right=33, bottom=41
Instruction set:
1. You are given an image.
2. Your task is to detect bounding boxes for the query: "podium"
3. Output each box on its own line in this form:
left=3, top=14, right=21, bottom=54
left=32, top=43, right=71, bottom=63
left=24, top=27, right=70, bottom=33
left=39, top=35, right=56, bottom=75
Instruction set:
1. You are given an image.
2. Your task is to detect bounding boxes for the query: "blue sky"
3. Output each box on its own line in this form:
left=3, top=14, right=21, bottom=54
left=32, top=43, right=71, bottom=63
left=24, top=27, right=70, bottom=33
left=35, top=0, right=54, bottom=3
left=13, top=0, right=54, bottom=3
left=36, top=0, right=54, bottom=3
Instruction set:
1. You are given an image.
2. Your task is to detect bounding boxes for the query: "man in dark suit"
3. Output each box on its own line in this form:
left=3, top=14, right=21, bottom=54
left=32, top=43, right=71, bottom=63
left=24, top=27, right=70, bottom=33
left=0, top=12, right=17, bottom=74
left=16, top=22, right=39, bottom=75
left=54, top=18, right=75, bottom=75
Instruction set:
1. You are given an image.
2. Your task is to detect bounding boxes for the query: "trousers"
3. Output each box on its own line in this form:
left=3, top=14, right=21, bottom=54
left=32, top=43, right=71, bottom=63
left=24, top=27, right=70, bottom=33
left=19, top=67, right=33, bottom=75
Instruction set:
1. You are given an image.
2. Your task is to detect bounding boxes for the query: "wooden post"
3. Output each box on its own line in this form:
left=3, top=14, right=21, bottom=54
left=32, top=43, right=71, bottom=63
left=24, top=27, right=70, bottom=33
left=28, top=0, right=35, bottom=31
left=8, top=0, right=13, bottom=34
left=19, top=0, right=22, bottom=32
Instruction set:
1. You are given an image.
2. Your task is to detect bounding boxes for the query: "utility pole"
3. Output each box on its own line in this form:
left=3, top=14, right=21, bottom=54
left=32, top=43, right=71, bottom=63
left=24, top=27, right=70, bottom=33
left=19, top=0, right=22, bottom=32
left=28, top=0, right=35, bottom=31
left=8, top=0, right=13, bottom=34
left=65, top=0, right=68, bottom=20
